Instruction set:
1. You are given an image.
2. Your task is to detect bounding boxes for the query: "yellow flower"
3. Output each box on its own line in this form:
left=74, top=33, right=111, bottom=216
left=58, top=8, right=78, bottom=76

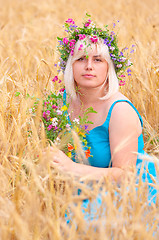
left=75, top=126, right=79, bottom=133
left=78, top=131, right=86, bottom=137
left=74, top=144, right=77, bottom=150
left=61, top=105, right=68, bottom=111
left=67, top=152, right=72, bottom=158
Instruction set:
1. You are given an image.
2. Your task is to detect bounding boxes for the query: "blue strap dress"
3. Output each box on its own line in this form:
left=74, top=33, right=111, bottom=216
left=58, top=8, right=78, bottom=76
left=63, top=91, right=157, bottom=205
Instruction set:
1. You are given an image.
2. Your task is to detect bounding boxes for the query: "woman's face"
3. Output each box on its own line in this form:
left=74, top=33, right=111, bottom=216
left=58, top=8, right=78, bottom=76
left=73, top=49, right=108, bottom=90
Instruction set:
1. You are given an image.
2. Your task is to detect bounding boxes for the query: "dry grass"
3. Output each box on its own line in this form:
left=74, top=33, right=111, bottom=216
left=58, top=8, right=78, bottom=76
left=0, top=0, right=159, bottom=239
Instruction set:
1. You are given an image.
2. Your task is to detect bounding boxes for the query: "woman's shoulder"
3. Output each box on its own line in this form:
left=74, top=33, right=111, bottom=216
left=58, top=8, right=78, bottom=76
left=107, top=92, right=142, bottom=135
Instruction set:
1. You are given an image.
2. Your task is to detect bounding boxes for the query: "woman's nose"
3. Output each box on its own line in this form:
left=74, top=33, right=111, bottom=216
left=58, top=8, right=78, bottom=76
left=85, top=59, right=93, bottom=70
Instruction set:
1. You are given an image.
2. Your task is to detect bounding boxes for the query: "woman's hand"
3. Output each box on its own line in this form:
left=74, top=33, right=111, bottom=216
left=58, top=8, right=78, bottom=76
left=43, top=146, right=75, bottom=173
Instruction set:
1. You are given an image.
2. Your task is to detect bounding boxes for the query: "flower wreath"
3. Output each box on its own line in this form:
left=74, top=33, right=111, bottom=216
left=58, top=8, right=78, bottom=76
left=56, top=13, right=134, bottom=86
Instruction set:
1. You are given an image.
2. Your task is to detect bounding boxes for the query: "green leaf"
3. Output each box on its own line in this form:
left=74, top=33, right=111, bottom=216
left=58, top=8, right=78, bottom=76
left=15, top=92, right=21, bottom=97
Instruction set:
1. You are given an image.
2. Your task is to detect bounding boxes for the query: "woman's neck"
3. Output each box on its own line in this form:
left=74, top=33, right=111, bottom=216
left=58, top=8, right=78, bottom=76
left=76, top=85, right=107, bottom=106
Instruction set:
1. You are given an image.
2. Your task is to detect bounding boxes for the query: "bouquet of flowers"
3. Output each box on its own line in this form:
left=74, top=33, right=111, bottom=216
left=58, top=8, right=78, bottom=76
left=31, top=82, right=96, bottom=162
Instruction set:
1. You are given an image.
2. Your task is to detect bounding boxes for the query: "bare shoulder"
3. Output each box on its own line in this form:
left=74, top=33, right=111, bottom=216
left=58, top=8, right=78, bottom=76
left=108, top=92, right=142, bottom=136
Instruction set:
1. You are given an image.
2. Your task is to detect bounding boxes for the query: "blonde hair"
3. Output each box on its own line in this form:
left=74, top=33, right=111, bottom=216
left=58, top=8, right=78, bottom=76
left=64, top=36, right=119, bottom=100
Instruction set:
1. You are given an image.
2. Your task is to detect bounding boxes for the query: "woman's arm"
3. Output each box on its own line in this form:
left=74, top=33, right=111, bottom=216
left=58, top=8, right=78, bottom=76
left=43, top=147, right=125, bottom=181
left=44, top=102, right=142, bottom=182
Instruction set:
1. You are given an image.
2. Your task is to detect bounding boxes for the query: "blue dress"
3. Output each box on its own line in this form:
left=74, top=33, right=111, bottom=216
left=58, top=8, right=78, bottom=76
left=63, top=91, right=158, bottom=217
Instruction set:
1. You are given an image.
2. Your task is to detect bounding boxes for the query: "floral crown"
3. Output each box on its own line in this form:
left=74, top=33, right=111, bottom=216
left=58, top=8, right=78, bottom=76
left=56, top=14, right=134, bottom=85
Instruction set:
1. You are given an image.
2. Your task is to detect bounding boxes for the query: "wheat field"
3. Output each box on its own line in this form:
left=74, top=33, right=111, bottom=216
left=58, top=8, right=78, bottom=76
left=0, top=0, right=159, bottom=239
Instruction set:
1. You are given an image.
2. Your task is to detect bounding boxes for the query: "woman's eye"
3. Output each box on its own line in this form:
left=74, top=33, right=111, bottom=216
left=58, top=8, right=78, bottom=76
left=77, top=57, right=85, bottom=61
left=95, top=58, right=102, bottom=62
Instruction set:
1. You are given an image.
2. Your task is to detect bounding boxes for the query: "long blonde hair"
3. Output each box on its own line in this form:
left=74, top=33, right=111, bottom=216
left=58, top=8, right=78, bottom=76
left=64, top=36, right=119, bottom=100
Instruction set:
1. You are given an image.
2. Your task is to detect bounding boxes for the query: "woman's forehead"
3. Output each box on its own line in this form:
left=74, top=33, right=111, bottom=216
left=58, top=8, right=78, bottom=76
left=74, top=44, right=105, bottom=59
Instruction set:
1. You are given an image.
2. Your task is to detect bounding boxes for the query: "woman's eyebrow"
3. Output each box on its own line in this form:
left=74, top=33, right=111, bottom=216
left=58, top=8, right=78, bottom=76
left=93, top=55, right=102, bottom=57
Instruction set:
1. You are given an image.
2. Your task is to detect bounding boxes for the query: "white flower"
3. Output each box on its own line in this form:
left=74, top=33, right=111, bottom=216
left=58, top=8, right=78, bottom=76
left=116, top=64, right=122, bottom=68
left=109, top=46, right=115, bottom=51
left=54, top=137, right=61, bottom=145
left=126, top=60, right=132, bottom=66
left=73, top=118, right=80, bottom=124
left=120, top=57, right=126, bottom=62
left=87, top=22, right=96, bottom=29
left=29, top=108, right=33, bottom=113
left=52, top=117, right=58, bottom=126
left=56, top=110, right=62, bottom=115
left=66, top=123, right=71, bottom=130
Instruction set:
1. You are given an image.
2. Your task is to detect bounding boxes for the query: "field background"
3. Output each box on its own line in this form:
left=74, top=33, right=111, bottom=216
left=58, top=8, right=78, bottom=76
left=0, top=0, right=158, bottom=239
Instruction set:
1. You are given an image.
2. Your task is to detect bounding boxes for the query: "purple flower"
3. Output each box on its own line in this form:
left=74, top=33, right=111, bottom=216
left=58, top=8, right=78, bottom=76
left=127, top=68, right=131, bottom=76
left=84, top=125, right=88, bottom=130
left=123, top=47, right=128, bottom=51
left=104, top=38, right=109, bottom=44
left=58, top=40, right=63, bottom=45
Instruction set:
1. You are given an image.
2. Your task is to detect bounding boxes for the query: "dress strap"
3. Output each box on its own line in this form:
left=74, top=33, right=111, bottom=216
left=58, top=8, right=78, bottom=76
left=105, top=100, right=143, bottom=128
left=63, top=89, right=67, bottom=104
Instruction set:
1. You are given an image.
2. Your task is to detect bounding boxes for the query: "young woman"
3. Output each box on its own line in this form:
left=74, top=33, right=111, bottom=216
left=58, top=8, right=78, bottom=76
left=44, top=17, right=157, bottom=198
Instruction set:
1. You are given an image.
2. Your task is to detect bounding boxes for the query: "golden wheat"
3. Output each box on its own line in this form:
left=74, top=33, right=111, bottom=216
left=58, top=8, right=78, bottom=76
left=0, top=0, right=158, bottom=239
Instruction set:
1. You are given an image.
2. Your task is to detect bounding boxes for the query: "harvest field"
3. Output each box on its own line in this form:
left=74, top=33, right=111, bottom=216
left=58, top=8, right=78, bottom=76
left=0, top=0, right=159, bottom=239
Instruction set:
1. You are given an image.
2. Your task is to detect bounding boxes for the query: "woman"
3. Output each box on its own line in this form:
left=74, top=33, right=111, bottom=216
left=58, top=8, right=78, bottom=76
left=44, top=16, right=157, bottom=202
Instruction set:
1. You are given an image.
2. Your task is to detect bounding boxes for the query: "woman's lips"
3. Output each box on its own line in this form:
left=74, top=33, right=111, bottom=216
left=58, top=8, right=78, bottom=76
left=82, top=74, right=95, bottom=78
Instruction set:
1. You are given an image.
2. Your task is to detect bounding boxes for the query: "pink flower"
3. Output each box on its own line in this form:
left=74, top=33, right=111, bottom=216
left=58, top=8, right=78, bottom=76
left=69, top=39, right=76, bottom=48
left=54, top=126, right=58, bottom=130
left=44, top=101, right=50, bottom=106
left=90, top=36, right=98, bottom=43
left=46, top=110, right=50, bottom=115
left=58, top=80, right=62, bottom=83
left=63, top=37, right=69, bottom=45
left=119, top=80, right=126, bottom=86
left=66, top=18, right=75, bottom=24
left=85, top=19, right=91, bottom=27
left=52, top=105, right=58, bottom=109
left=48, top=125, right=53, bottom=130
left=78, top=44, right=83, bottom=51
left=43, top=112, right=47, bottom=119
left=70, top=49, right=74, bottom=56
left=59, top=88, right=65, bottom=92
left=78, top=34, right=86, bottom=40
left=52, top=76, right=58, bottom=82
left=119, top=75, right=126, bottom=78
